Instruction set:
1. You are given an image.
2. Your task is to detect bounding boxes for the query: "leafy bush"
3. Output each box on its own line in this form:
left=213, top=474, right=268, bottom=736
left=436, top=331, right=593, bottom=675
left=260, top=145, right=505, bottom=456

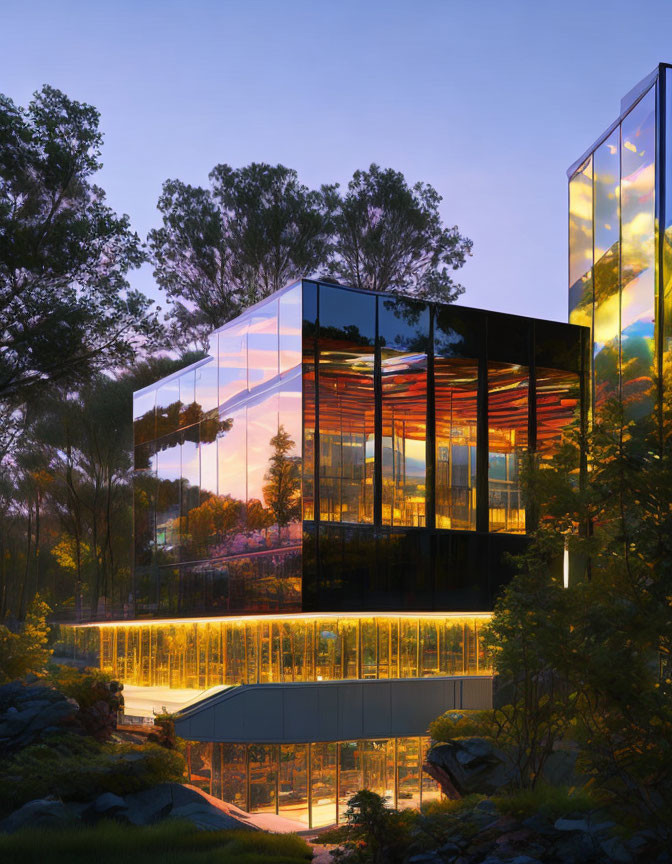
left=327, top=790, right=413, bottom=864
left=420, top=793, right=485, bottom=816
left=0, top=734, right=185, bottom=816
left=0, top=820, right=312, bottom=864
left=0, top=596, right=52, bottom=683
left=492, top=784, right=595, bottom=820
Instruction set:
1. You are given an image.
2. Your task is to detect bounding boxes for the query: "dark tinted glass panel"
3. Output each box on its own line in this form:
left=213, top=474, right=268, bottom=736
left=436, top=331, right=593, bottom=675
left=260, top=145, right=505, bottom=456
left=279, top=283, right=302, bottom=374
left=621, top=86, right=656, bottom=420
left=303, top=347, right=316, bottom=521
left=133, top=389, right=155, bottom=445
left=380, top=298, right=429, bottom=527
left=435, top=359, right=478, bottom=530
left=535, top=368, right=581, bottom=465
left=134, top=442, right=156, bottom=567
left=488, top=363, right=528, bottom=534
left=568, top=156, right=594, bottom=330
left=180, top=425, right=200, bottom=559
left=665, top=69, right=672, bottom=420
left=593, top=130, right=620, bottom=412
left=318, top=288, right=375, bottom=523
left=218, top=322, right=247, bottom=406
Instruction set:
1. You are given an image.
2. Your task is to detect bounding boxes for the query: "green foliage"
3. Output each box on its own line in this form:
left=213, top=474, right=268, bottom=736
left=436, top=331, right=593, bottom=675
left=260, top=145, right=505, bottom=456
left=420, top=793, right=485, bottom=816
left=149, top=163, right=334, bottom=349
left=0, top=821, right=312, bottom=864
left=329, top=790, right=413, bottom=864
left=0, top=85, right=159, bottom=410
left=0, top=734, right=185, bottom=816
left=44, top=664, right=118, bottom=709
left=262, top=424, right=301, bottom=528
left=327, top=164, right=472, bottom=302
left=0, top=595, right=52, bottom=682
left=492, top=784, right=594, bottom=820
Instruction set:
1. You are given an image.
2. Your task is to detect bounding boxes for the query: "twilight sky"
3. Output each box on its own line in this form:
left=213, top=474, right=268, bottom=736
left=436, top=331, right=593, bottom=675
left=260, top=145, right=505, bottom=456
left=2, top=0, right=672, bottom=323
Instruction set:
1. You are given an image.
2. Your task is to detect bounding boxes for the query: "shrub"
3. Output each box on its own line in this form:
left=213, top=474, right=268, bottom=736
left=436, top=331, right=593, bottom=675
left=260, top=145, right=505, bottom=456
left=0, top=734, right=185, bottom=816
left=492, top=784, right=595, bottom=821
left=0, top=596, right=52, bottom=683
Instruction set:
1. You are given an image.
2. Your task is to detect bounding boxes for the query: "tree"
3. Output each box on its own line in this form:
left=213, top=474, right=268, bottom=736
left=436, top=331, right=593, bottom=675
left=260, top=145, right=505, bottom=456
left=149, top=163, right=335, bottom=349
left=327, top=164, right=472, bottom=302
left=262, top=425, right=301, bottom=530
left=0, top=85, right=159, bottom=411
left=0, top=594, right=52, bottom=683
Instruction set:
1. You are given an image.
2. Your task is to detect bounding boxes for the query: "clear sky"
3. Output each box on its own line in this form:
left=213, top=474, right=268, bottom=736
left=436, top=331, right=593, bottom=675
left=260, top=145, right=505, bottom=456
left=2, top=0, right=672, bottom=323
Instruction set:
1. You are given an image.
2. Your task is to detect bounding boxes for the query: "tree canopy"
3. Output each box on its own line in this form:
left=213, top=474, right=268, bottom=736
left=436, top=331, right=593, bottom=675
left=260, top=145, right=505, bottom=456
left=0, top=85, right=159, bottom=412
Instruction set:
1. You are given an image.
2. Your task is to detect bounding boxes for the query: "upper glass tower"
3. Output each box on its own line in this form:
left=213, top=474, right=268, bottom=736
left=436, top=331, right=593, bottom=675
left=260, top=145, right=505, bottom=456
left=568, top=62, right=672, bottom=423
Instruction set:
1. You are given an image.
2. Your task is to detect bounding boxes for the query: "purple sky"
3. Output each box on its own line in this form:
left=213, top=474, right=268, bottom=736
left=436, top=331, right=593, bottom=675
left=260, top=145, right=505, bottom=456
left=2, top=0, right=672, bottom=323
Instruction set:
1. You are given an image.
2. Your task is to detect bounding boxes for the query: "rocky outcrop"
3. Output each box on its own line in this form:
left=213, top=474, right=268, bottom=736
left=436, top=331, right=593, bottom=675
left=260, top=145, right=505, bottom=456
left=0, top=783, right=256, bottom=834
left=424, top=739, right=515, bottom=797
left=0, top=681, right=79, bottom=753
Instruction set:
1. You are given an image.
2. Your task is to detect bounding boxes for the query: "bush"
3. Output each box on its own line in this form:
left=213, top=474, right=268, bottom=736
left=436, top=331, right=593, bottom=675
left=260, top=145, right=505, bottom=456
left=0, top=820, right=312, bottom=864
left=43, top=665, right=124, bottom=739
left=327, top=790, right=413, bottom=864
left=492, top=784, right=595, bottom=821
left=0, top=734, right=185, bottom=816
left=0, top=596, right=52, bottom=683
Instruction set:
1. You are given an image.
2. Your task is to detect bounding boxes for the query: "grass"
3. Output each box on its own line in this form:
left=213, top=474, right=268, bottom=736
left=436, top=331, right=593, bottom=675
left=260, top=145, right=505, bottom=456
left=492, top=784, right=595, bottom=820
left=0, top=820, right=313, bottom=864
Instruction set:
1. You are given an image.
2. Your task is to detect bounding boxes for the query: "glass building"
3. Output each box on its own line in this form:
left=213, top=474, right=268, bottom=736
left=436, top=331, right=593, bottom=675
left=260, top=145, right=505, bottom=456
left=568, top=62, right=672, bottom=423
left=62, top=278, right=587, bottom=827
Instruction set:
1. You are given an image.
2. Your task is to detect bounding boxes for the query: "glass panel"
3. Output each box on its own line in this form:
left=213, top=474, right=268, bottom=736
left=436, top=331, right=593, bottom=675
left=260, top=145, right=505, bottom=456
left=218, top=322, right=247, bottom=406
left=187, top=742, right=212, bottom=794
left=247, top=392, right=279, bottom=549
left=397, top=737, right=421, bottom=810
left=339, top=741, right=361, bottom=819
left=181, top=426, right=200, bottom=560
left=535, top=368, right=581, bottom=465
left=179, top=370, right=196, bottom=428
left=318, top=287, right=375, bottom=524
left=279, top=284, right=302, bottom=374
left=665, top=68, right=672, bottom=424
left=568, top=156, right=593, bottom=330
left=156, top=377, right=181, bottom=439
left=279, top=744, right=309, bottom=823
left=311, top=742, right=337, bottom=827
left=195, top=358, right=218, bottom=418
left=435, top=359, right=478, bottom=530
left=248, top=744, right=277, bottom=813
left=133, top=388, right=155, bottom=445
left=220, top=744, right=247, bottom=809
left=155, top=432, right=181, bottom=563
left=361, top=739, right=395, bottom=803
left=621, top=86, right=656, bottom=420
left=134, top=442, right=156, bottom=568
left=593, top=130, right=621, bottom=413
left=379, top=298, right=429, bottom=528
left=420, top=736, right=442, bottom=805
left=277, top=380, right=302, bottom=547
left=488, top=364, right=528, bottom=534
left=248, top=299, right=279, bottom=388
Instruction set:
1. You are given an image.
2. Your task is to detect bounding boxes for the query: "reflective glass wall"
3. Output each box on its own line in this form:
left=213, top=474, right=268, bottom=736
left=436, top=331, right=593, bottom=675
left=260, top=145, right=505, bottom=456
left=187, top=736, right=441, bottom=828
left=132, top=283, right=303, bottom=617
left=568, top=80, right=658, bottom=421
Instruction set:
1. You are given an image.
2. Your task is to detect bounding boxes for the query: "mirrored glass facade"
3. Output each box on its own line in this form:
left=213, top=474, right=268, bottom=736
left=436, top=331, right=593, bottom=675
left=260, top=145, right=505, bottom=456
left=568, top=68, right=666, bottom=423
left=130, top=279, right=585, bottom=618
left=186, top=736, right=440, bottom=828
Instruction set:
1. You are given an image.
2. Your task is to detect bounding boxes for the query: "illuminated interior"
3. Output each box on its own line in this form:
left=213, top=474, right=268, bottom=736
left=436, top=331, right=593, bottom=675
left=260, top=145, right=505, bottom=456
left=61, top=612, right=491, bottom=688
left=186, top=736, right=440, bottom=828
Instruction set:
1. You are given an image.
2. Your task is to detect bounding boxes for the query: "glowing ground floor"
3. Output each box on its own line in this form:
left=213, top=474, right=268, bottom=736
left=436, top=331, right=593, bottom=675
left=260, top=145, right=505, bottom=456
left=59, top=612, right=491, bottom=689
left=186, top=736, right=440, bottom=828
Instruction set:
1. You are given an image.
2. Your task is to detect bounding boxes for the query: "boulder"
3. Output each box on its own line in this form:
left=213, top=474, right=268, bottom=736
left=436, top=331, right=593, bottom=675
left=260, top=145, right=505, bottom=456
left=168, top=802, right=252, bottom=831
left=0, top=682, right=79, bottom=753
left=424, top=739, right=514, bottom=796
left=0, top=798, right=75, bottom=833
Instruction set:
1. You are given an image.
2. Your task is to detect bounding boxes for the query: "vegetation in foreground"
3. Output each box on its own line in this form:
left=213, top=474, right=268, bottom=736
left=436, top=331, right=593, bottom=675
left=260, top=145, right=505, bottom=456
left=0, top=820, right=312, bottom=864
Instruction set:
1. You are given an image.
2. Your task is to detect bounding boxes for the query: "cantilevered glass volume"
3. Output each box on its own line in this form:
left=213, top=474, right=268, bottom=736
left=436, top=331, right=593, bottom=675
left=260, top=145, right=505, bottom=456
left=61, top=278, right=587, bottom=827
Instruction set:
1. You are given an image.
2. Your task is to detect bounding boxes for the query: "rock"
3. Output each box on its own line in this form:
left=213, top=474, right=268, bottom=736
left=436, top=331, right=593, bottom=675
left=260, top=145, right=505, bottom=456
left=554, top=817, right=590, bottom=832
left=540, top=748, right=579, bottom=787
left=168, top=801, right=252, bottom=831
left=600, top=836, right=633, bottom=863
left=474, top=799, right=497, bottom=812
left=0, top=682, right=79, bottom=753
left=522, top=814, right=555, bottom=835
left=425, top=740, right=515, bottom=797
left=93, top=792, right=128, bottom=814
left=0, top=798, right=74, bottom=833
left=510, top=857, right=543, bottom=864
left=407, top=854, right=442, bottom=864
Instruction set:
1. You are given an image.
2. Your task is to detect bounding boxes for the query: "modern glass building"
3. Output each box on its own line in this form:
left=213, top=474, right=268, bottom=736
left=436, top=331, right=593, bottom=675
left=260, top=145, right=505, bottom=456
left=62, top=278, right=587, bottom=827
left=568, top=62, right=672, bottom=422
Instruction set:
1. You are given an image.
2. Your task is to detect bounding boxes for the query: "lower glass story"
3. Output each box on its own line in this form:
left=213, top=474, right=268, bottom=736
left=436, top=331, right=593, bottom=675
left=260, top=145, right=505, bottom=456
left=186, top=736, right=440, bottom=828
left=60, top=613, right=491, bottom=688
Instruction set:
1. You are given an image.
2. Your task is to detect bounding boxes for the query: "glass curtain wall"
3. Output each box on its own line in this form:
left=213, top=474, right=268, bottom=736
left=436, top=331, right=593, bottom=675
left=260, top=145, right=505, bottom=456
left=187, top=736, right=441, bottom=828
left=569, top=156, right=594, bottom=333
left=65, top=614, right=489, bottom=688
left=132, top=283, right=302, bottom=617
left=488, top=364, right=528, bottom=533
